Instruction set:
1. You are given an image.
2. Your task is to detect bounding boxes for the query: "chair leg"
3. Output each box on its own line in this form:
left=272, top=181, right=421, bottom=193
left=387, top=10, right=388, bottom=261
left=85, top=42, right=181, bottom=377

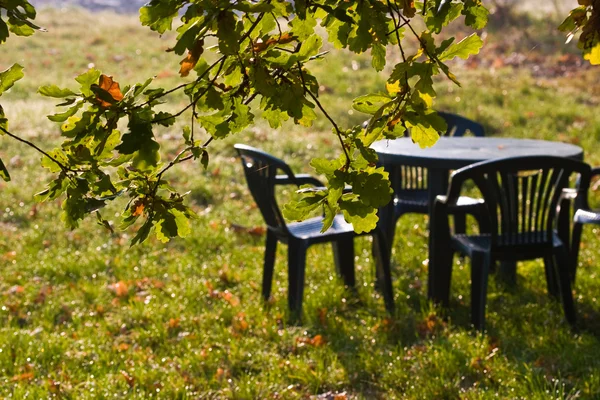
left=262, top=229, right=277, bottom=301
left=543, top=256, right=559, bottom=298
left=470, top=252, right=491, bottom=331
left=554, top=246, right=577, bottom=326
left=497, top=261, right=517, bottom=286
left=332, top=238, right=356, bottom=288
left=431, top=245, right=454, bottom=307
left=372, top=231, right=395, bottom=313
left=287, top=241, right=308, bottom=318
left=570, top=222, right=583, bottom=284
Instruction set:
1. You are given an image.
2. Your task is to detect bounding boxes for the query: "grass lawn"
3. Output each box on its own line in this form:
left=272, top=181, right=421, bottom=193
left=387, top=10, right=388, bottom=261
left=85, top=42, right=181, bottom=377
left=0, top=5, right=599, bottom=399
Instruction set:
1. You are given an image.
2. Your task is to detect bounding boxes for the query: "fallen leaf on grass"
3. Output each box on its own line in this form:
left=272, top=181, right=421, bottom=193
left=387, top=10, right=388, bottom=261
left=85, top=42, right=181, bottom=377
left=230, top=223, right=266, bottom=236
left=120, top=370, right=135, bottom=388
left=35, top=285, right=52, bottom=304
left=108, top=281, right=129, bottom=297
left=417, top=314, right=446, bottom=338
left=296, top=334, right=326, bottom=348
left=116, top=343, right=130, bottom=352
left=168, top=318, right=180, bottom=329
left=7, top=285, right=24, bottom=295
left=12, top=372, right=34, bottom=382
left=232, top=312, right=249, bottom=334
left=318, top=308, right=328, bottom=327
left=205, top=281, right=240, bottom=306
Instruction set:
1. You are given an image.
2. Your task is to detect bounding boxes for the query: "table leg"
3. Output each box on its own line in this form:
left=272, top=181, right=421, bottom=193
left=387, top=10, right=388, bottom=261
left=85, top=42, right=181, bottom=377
left=427, top=168, right=449, bottom=299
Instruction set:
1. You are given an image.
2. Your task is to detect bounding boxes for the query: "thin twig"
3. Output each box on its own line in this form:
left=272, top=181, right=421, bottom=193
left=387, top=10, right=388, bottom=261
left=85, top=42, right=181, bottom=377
left=296, top=63, right=351, bottom=168
left=0, top=126, right=77, bottom=173
left=151, top=58, right=227, bottom=124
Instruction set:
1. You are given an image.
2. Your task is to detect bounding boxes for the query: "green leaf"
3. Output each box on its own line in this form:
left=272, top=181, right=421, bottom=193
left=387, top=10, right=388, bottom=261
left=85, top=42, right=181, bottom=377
left=339, top=200, right=379, bottom=234
left=371, top=43, right=386, bottom=72
left=0, top=63, right=24, bottom=96
left=290, top=14, right=317, bottom=41
left=139, top=1, right=180, bottom=34
left=217, top=11, right=240, bottom=55
left=349, top=168, right=391, bottom=208
left=0, top=157, right=10, bottom=181
left=75, top=68, right=102, bottom=97
left=38, top=84, right=77, bottom=98
left=282, top=193, right=325, bottom=221
left=438, top=33, right=483, bottom=61
left=405, top=117, right=440, bottom=148
left=41, top=149, right=69, bottom=173
left=462, top=0, right=489, bottom=30
left=0, top=19, right=9, bottom=44
left=47, top=101, right=83, bottom=122
left=131, top=218, right=153, bottom=246
left=352, top=93, right=392, bottom=115
left=297, top=34, right=322, bottom=61
left=311, top=157, right=344, bottom=176
left=426, top=2, right=464, bottom=33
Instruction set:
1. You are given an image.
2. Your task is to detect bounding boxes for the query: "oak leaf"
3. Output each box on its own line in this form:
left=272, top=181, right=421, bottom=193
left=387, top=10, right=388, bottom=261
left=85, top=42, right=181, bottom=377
left=179, top=39, right=205, bottom=77
left=96, top=74, right=124, bottom=108
left=109, top=281, right=129, bottom=297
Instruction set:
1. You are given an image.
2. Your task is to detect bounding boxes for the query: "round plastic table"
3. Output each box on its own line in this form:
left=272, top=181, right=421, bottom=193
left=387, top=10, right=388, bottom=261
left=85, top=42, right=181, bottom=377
left=371, top=137, right=584, bottom=296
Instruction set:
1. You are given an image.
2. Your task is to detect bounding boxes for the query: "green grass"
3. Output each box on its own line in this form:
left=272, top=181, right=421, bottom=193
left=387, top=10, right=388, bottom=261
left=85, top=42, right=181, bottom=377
left=0, top=6, right=599, bottom=399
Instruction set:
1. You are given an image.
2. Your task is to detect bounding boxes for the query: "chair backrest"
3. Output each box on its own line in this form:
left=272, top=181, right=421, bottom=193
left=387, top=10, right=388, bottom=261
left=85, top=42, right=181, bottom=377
left=438, top=111, right=485, bottom=137
left=447, top=156, right=591, bottom=249
left=234, top=144, right=296, bottom=234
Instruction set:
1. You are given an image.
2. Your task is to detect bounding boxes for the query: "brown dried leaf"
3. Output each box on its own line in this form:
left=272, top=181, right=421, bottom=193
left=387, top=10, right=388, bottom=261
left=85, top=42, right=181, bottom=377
left=179, top=39, right=205, bottom=77
left=109, top=281, right=129, bottom=297
left=120, top=370, right=135, bottom=388
left=12, top=372, right=34, bottom=382
left=132, top=202, right=145, bottom=217
left=96, top=74, right=124, bottom=108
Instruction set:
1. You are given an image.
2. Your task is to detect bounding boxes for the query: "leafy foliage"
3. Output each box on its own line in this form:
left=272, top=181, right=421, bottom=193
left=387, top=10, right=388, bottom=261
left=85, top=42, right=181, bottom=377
left=560, top=0, right=600, bottom=65
left=0, top=0, right=493, bottom=243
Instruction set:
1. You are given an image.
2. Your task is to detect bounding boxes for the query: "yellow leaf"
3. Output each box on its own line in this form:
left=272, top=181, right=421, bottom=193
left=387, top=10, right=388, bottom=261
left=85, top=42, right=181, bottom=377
left=386, top=80, right=401, bottom=95
left=583, top=37, right=600, bottom=65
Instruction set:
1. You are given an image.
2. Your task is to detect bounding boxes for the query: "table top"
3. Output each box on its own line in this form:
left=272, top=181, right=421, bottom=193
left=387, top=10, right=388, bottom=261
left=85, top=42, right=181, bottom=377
left=371, top=137, right=584, bottom=169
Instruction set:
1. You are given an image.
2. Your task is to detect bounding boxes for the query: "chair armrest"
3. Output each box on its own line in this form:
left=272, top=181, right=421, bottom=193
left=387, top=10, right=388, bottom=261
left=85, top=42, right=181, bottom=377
left=435, top=195, right=449, bottom=205
left=275, top=174, right=324, bottom=187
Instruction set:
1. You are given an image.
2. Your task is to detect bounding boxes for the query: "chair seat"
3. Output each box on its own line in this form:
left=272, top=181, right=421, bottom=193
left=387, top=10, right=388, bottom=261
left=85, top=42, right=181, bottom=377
left=574, top=209, right=600, bottom=225
left=395, top=190, right=484, bottom=213
left=288, top=214, right=355, bottom=241
left=451, top=232, right=560, bottom=259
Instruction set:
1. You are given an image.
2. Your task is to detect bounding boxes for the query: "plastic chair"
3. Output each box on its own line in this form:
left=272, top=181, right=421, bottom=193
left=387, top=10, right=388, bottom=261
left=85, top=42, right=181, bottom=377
left=382, top=112, right=487, bottom=255
left=234, top=144, right=395, bottom=316
left=571, top=167, right=600, bottom=282
left=429, top=155, right=591, bottom=330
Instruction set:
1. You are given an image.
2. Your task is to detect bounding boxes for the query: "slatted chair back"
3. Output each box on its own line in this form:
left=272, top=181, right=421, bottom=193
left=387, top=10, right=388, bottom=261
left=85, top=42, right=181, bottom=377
left=393, top=112, right=484, bottom=192
left=234, top=144, right=296, bottom=235
left=447, top=156, right=591, bottom=250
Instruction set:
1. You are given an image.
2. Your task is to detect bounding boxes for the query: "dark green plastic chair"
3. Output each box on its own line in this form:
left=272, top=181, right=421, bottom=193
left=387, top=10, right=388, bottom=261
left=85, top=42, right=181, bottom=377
left=429, top=155, right=591, bottom=330
left=571, top=167, right=600, bottom=282
left=234, top=144, right=394, bottom=316
left=382, top=112, right=487, bottom=255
